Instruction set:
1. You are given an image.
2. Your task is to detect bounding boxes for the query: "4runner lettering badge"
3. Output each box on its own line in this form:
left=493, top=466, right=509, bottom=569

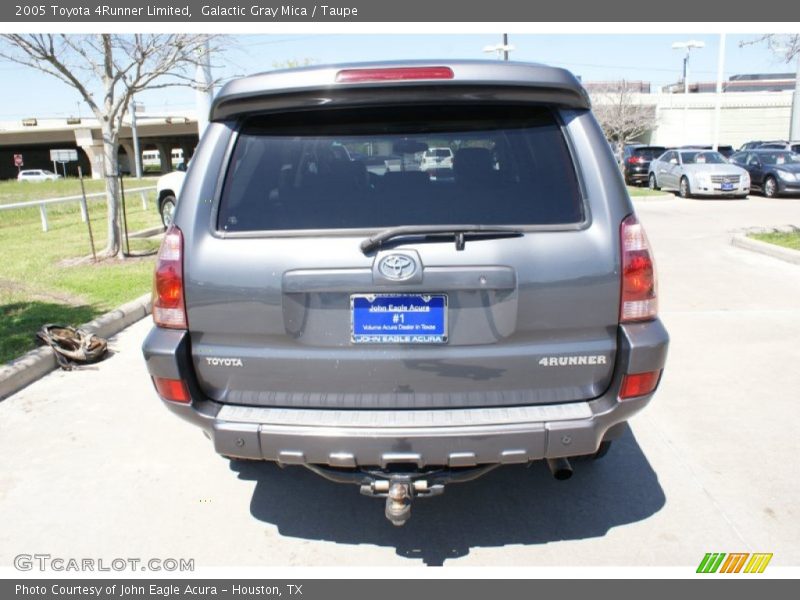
left=538, top=355, right=608, bottom=367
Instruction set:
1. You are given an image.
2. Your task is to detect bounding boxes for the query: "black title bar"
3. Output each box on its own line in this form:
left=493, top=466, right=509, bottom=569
left=3, top=0, right=799, bottom=22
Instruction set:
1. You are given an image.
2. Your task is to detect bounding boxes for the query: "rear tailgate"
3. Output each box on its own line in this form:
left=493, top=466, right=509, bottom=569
left=185, top=86, right=621, bottom=410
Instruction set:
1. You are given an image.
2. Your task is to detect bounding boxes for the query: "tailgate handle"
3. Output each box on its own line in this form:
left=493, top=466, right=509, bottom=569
left=283, top=266, right=516, bottom=293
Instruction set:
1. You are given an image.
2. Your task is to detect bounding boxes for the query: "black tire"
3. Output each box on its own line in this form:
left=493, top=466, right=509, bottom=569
left=159, top=194, right=176, bottom=228
left=573, top=440, right=613, bottom=462
left=679, top=176, right=692, bottom=198
left=763, top=176, right=778, bottom=198
left=593, top=440, right=613, bottom=460
left=648, top=173, right=660, bottom=191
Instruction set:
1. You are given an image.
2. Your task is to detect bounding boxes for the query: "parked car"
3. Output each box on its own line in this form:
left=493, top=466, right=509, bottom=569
left=739, top=141, right=767, bottom=151
left=419, top=147, right=454, bottom=172
left=155, top=163, right=186, bottom=227
left=648, top=149, right=750, bottom=198
left=141, top=61, right=669, bottom=525
left=622, top=145, right=667, bottom=185
left=679, top=144, right=735, bottom=159
left=755, top=140, right=800, bottom=154
left=17, top=169, right=61, bottom=182
left=729, top=149, right=800, bottom=197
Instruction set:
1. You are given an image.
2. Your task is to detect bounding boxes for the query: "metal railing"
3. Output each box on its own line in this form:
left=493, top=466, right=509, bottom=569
left=0, top=186, right=156, bottom=232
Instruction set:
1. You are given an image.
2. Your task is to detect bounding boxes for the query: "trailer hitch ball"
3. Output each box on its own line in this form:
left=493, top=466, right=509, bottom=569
left=385, top=481, right=412, bottom=526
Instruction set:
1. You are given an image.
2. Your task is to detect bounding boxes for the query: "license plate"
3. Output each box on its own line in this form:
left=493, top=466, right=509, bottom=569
left=721, top=182, right=734, bottom=191
left=351, top=294, right=447, bottom=344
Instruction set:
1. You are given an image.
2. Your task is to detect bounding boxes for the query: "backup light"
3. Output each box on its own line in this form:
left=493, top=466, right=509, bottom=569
left=620, top=214, right=658, bottom=322
left=153, top=224, right=187, bottom=329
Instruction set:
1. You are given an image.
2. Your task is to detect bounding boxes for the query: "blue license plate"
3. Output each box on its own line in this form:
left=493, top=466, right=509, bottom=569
left=721, top=182, right=734, bottom=191
left=351, top=294, right=447, bottom=344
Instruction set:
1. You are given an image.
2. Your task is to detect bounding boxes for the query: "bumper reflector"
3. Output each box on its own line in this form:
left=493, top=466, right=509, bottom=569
left=619, top=370, right=662, bottom=400
left=152, top=376, right=190, bottom=403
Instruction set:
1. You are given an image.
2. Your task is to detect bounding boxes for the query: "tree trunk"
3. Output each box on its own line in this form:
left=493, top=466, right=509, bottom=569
left=100, top=128, right=123, bottom=259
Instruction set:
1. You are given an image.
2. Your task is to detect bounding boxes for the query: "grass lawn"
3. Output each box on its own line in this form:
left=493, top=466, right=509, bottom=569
left=627, top=185, right=670, bottom=197
left=0, top=177, right=162, bottom=363
left=749, top=230, right=800, bottom=251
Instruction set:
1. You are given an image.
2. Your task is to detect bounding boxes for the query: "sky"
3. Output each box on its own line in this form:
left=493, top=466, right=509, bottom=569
left=0, top=33, right=795, bottom=120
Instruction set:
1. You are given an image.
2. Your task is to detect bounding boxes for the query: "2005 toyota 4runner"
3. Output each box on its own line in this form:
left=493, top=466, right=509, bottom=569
left=142, top=61, right=669, bottom=525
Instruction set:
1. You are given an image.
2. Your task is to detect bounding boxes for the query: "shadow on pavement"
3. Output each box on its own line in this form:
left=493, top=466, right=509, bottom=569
left=230, top=427, right=664, bottom=566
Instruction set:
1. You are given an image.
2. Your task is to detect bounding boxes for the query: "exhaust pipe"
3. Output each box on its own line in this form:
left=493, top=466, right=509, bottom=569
left=546, top=457, right=573, bottom=481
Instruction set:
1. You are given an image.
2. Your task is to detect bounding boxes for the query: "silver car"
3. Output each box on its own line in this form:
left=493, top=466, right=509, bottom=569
left=142, top=61, right=669, bottom=525
left=648, top=149, right=750, bottom=198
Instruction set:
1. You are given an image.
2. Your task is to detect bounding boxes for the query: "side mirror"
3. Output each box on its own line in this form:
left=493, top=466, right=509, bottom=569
left=669, top=158, right=678, bottom=165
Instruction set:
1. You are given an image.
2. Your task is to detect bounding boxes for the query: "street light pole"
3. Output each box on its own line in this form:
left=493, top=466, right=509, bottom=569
left=483, top=35, right=515, bottom=61
left=672, top=40, right=705, bottom=93
left=129, top=99, right=143, bottom=179
left=712, top=34, right=726, bottom=151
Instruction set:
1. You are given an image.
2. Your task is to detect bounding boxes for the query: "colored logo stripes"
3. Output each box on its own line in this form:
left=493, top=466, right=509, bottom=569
left=697, top=552, right=773, bottom=573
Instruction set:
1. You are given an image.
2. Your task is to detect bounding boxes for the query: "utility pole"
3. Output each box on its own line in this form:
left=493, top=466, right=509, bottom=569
left=503, top=33, right=509, bottom=61
left=195, top=39, right=213, bottom=139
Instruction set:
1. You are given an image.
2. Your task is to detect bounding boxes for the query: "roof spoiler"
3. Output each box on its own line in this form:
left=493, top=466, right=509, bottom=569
left=210, top=61, right=591, bottom=121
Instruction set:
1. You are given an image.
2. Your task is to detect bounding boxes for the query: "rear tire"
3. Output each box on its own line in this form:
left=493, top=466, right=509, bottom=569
left=763, top=176, right=778, bottom=198
left=574, top=440, right=613, bottom=462
left=679, top=176, right=692, bottom=198
left=648, top=173, right=660, bottom=191
left=593, top=440, right=613, bottom=460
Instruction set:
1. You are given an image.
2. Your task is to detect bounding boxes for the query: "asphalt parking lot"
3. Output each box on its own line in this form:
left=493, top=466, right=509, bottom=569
left=1, top=195, right=799, bottom=568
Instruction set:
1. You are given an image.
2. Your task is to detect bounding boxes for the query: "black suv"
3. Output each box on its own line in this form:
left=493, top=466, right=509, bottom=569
left=622, top=145, right=667, bottom=185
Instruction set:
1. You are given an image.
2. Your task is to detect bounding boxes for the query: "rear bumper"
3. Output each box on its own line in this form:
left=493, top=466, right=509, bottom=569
left=624, top=167, right=649, bottom=182
left=142, top=320, right=668, bottom=468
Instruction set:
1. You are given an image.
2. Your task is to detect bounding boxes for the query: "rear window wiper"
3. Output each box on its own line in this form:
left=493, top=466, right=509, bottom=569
left=360, top=225, right=524, bottom=254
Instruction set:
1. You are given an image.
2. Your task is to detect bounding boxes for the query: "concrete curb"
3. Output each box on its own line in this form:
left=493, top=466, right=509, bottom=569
left=731, top=227, right=800, bottom=266
left=129, top=225, right=165, bottom=239
left=0, top=293, right=152, bottom=400
left=631, top=194, right=674, bottom=201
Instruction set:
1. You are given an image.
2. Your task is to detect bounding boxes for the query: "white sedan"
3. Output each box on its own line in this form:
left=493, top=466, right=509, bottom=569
left=648, top=150, right=750, bottom=199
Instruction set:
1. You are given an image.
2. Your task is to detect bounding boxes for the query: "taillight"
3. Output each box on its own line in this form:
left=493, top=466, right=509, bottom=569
left=335, top=66, right=454, bottom=83
left=627, top=156, right=643, bottom=164
left=619, top=370, right=662, bottom=400
left=152, top=376, right=190, bottom=403
left=153, top=224, right=187, bottom=329
left=620, top=214, right=658, bottom=322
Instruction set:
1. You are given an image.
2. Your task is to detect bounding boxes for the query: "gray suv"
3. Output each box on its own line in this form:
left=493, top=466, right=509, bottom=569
left=142, top=61, right=669, bottom=525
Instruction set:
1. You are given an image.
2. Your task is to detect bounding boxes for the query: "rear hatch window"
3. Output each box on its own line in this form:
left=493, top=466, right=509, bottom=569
left=632, top=147, right=666, bottom=160
left=217, top=105, right=584, bottom=232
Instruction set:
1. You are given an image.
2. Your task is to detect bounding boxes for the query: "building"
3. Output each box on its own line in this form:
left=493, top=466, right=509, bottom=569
left=0, top=113, right=198, bottom=180
left=662, top=72, right=797, bottom=94
left=587, top=77, right=796, bottom=148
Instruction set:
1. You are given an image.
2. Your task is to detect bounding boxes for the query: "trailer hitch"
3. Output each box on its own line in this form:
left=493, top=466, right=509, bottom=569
left=304, top=463, right=498, bottom=526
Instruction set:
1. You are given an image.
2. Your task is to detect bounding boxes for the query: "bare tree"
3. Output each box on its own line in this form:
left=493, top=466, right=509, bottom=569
left=740, top=34, right=800, bottom=60
left=0, top=34, right=220, bottom=258
left=271, top=58, right=315, bottom=69
left=590, top=81, right=656, bottom=159
left=740, top=34, right=800, bottom=139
